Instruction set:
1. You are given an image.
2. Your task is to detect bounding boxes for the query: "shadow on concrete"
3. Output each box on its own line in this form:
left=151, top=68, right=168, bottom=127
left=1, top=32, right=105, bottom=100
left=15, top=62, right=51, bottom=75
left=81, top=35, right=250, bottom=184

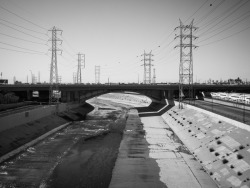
left=59, top=102, right=94, bottom=121
left=136, top=101, right=174, bottom=117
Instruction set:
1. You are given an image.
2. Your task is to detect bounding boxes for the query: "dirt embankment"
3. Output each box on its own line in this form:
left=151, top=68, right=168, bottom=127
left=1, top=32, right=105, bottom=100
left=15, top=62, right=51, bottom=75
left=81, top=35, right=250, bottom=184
left=0, top=103, right=94, bottom=157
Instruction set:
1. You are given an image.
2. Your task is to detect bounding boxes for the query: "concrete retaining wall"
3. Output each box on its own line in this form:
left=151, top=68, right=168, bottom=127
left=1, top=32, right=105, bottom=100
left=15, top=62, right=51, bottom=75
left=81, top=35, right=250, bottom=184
left=180, top=101, right=250, bottom=132
left=0, top=122, right=71, bottom=164
left=0, top=103, right=70, bottom=132
left=204, top=98, right=250, bottom=111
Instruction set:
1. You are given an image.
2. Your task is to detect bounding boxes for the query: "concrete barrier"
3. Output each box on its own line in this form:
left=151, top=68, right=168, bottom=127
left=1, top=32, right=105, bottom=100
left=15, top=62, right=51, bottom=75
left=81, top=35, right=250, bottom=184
left=182, top=101, right=250, bottom=132
left=0, top=122, right=71, bottom=164
left=0, top=104, right=67, bottom=132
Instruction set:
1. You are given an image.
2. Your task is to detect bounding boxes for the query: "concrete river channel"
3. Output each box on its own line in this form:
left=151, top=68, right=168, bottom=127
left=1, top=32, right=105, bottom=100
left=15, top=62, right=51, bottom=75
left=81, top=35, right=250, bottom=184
left=0, top=95, right=131, bottom=187
left=4, top=92, right=249, bottom=187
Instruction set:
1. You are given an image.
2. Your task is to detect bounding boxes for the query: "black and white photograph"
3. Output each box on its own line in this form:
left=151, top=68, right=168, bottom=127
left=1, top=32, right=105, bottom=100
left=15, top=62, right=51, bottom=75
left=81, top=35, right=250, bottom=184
left=0, top=0, right=250, bottom=187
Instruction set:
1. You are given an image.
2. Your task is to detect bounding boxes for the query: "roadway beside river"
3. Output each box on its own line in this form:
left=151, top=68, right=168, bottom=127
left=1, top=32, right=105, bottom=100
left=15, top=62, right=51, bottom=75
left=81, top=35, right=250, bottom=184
left=188, top=99, right=250, bottom=125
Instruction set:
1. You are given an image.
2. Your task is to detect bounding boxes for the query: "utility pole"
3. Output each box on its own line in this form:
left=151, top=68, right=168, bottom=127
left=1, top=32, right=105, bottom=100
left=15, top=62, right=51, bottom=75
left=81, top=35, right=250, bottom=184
left=175, top=19, right=198, bottom=109
left=95, top=65, right=100, bottom=84
left=141, top=50, right=153, bottom=84
left=48, top=26, right=62, bottom=106
left=76, top=53, right=85, bottom=83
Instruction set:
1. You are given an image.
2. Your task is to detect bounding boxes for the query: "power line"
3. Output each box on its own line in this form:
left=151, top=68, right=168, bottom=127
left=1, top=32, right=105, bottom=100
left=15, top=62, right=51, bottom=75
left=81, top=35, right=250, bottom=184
left=198, top=14, right=250, bottom=44
left=0, top=46, right=46, bottom=55
left=184, top=0, right=210, bottom=23
left=0, top=21, right=47, bottom=41
left=198, top=0, right=246, bottom=31
left=0, top=41, right=46, bottom=54
left=61, top=46, right=75, bottom=59
left=0, top=32, right=47, bottom=45
left=0, top=5, right=47, bottom=31
left=196, top=0, right=226, bottom=25
left=0, top=18, right=47, bottom=35
left=200, top=25, right=250, bottom=46
left=198, top=0, right=249, bottom=36
left=61, top=35, right=77, bottom=54
left=199, top=11, right=250, bottom=37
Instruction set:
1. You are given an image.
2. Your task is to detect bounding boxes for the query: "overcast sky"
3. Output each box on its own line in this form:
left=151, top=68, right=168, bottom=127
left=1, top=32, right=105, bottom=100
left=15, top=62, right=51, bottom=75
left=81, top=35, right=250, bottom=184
left=0, top=0, right=250, bottom=84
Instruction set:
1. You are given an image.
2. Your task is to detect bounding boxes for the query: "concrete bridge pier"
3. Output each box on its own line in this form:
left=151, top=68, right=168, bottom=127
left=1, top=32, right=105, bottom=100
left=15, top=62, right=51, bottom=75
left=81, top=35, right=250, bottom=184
left=61, top=91, right=79, bottom=102
left=26, top=90, right=32, bottom=101
left=165, top=90, right=175, bottom=105
left=195, top=91, right=205, bottom=100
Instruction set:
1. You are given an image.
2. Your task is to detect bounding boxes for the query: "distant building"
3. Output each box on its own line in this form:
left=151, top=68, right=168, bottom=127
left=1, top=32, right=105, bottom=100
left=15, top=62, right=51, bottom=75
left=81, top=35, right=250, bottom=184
left=228, top=77, right=243, bottom=85
left=0, top=79, right=8, bottom=84
left=14, top=81, right=22, bottom=84
left=235, top=77, right=242, bottom=84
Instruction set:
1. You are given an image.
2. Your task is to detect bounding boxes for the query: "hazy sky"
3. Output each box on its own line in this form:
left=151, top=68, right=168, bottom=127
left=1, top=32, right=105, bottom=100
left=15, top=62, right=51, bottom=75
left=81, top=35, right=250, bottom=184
left=0, top=0, right=250, bottom=84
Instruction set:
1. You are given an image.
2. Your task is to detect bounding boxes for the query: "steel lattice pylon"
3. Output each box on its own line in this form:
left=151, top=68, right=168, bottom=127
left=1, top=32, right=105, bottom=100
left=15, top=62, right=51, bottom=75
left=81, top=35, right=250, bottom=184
left=95, top=65, right=100, bottom=84
left=76, top=53, right=85, bottom=83
left=141, top=50, right=154, bottom=84
left=48, top=26, right=62, bottom=106
left=175, top=19, right=198, bottom=109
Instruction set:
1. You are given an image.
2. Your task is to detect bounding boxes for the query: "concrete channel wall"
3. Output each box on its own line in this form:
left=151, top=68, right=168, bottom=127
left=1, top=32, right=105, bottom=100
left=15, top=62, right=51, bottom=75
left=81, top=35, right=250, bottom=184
left=204, top=98, right=250, bottom=111
left=161, top=101, right=250, bottom=187
left=0, top=103, right=75, bottom=132
left=0, top=122, right=71, bottom=164
left=186, top=102, right=250, bottom=132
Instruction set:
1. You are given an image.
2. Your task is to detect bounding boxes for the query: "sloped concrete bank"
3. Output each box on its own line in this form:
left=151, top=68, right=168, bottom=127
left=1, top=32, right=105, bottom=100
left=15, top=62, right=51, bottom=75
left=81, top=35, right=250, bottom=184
left=161, top=101, right=250, bottom=188
left=0, top=102, right=94, bottom=160
left=110, top=108, right=217, bottom=188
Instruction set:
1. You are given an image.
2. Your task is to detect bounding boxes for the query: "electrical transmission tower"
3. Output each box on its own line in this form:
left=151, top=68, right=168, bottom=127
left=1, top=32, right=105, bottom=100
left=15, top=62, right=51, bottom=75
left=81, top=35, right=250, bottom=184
left=141, top=50, right=154, bottom=84
left=76, top=53, right=85, bottom=83
left=95, top=66, right=100, bottom=84
left=175, top=19, right=198, bottom=109
left=152, top=68, right=156, bottom=84
left=48, top=26, right=62, bottom=105
left=73, top=72, right=76, bottom=84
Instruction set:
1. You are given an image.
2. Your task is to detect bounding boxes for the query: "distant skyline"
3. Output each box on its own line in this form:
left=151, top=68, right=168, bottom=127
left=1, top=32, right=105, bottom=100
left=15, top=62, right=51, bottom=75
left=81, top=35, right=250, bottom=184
left=0, top=0, right=250, bottom=84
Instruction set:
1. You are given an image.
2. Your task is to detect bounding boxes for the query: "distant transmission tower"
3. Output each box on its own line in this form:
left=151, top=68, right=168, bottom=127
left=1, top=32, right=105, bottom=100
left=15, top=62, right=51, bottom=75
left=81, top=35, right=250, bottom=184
left=95, top=65, right=100, bottom=84
left=76, top=53, right=85, bottom=83
left=175, top=19, right=198, bottom=109
left=152, top=68, right=156, bottom=84
left=73, top=72, right=76, bottom=84
left=141, top=50, right=154, bottom=84
left=48, top=26, right=62, bottom=105
left=38, top=71, right=40, bottom=83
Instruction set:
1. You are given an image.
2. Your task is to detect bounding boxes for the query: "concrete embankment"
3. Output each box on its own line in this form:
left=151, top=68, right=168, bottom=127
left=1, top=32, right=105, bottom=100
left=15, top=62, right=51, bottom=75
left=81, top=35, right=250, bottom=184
left=0, top=102, right=94, bottom=159
left=110, top=108, right=217, bottom=188
left=0, top=103, right=83, bottom=132
left=161, top=102, right=250, bottom=187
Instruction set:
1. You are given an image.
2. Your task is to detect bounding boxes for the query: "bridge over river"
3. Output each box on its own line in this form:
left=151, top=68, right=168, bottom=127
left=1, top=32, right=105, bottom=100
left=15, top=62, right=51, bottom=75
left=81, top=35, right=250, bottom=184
left=1, top=84, right=250, bottom=103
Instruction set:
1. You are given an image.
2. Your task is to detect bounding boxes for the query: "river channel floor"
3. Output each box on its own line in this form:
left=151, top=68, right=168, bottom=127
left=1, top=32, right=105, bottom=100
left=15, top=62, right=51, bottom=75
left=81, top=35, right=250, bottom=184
left=0, top=98, right=130, bottom=188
